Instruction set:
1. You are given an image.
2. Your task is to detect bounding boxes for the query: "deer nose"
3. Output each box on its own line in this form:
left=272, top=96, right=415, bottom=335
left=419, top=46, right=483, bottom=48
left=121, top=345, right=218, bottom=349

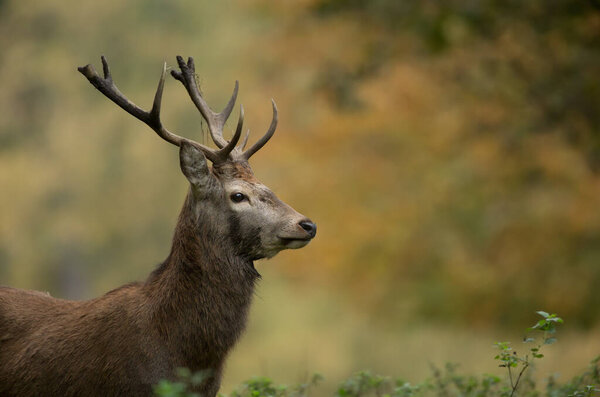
left=299, top=220, right=317, bottom=238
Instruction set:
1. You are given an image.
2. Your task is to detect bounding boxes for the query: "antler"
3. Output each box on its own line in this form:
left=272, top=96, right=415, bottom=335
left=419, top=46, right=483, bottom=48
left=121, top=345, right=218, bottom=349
left=241, top=99, right=278, bottom=160
left=170, top=56, right=278, bottom=161
left=170, top=56, right=239, bottom=150
left=78, top=55, right=276, bottom=163
left=78, top=56, right=242, bottom=164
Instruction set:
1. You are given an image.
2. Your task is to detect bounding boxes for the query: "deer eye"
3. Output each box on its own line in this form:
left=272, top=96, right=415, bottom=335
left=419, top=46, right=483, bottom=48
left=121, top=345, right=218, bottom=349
left=230, top=193, right=248, bottom=203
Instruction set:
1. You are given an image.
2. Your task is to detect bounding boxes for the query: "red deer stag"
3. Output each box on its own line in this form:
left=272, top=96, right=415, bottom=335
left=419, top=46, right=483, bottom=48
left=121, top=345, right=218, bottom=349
left=0, top=55, right=316, bottom=397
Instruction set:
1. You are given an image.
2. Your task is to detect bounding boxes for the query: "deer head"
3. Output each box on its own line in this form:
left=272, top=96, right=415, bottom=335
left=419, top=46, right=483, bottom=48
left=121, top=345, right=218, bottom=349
left=78, top=56, right=316, bottom=261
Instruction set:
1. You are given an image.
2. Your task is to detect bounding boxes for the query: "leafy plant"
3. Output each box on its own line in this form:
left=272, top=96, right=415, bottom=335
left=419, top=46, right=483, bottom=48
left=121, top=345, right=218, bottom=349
left=494, top=311, right=563, bottom=396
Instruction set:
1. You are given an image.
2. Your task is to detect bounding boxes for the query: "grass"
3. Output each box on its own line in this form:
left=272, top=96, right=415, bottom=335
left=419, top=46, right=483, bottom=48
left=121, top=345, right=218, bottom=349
left=156, top=357, right=600, bottom=396
left=154, top=268, right=600, bottom=396
left=220, top=268, right=600, bottom=395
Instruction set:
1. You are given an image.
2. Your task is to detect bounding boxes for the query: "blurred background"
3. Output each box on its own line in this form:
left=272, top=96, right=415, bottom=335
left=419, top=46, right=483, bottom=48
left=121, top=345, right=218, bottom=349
left=1, top=0, right=599, bottom=393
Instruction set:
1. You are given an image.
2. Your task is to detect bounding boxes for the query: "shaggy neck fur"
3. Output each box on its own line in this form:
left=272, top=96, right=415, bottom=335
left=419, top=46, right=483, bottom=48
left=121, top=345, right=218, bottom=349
left=144, top=190, right=259, bottom=377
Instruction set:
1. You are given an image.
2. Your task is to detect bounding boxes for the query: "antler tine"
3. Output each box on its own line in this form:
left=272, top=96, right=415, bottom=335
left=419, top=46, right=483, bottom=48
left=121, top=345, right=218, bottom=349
left=234, top=105, right=250, bottom=151
left=78, top=56, right=220, bottom=163
left=171, top=56, right=238, bottom=150
left=238, top=129, right=250, bottom=151
left=212, top=105, right=244, bottom=162
left=234, top=105, right=245, bottom=144
left=242, top=99, right=278, bottom=160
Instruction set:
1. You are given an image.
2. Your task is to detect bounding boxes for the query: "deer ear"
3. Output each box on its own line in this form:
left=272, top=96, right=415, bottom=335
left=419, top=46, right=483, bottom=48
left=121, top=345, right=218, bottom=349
left=180, top=141, right=210, bottom=191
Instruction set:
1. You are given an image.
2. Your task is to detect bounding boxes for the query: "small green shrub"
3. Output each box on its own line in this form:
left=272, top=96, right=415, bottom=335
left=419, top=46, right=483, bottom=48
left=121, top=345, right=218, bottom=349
left=494, top=311, right=564, bottom=396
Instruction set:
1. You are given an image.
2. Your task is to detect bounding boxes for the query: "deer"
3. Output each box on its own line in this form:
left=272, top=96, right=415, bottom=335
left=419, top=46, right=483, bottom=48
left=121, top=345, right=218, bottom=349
left=0, top=55, right=316, bottom=397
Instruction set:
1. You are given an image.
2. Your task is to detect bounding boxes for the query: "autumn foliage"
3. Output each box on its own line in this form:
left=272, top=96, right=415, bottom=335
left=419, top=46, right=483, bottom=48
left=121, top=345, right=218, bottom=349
left=0, top=0, right=599, bottom=335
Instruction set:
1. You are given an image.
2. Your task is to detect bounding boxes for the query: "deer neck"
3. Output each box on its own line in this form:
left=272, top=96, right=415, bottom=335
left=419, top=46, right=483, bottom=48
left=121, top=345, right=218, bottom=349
left=144, top=192, right=259, bottom=369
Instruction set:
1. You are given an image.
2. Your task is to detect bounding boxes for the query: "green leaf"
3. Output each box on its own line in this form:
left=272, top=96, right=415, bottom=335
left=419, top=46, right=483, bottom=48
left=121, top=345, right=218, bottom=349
left=537, top=311, right=550, bottom=318
left=539, top=319, right=548, bottom=326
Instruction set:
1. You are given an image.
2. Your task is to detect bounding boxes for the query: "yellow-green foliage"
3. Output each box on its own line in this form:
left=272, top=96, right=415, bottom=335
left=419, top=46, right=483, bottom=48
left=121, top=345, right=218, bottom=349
left=1, top=0, right=599, bottom=362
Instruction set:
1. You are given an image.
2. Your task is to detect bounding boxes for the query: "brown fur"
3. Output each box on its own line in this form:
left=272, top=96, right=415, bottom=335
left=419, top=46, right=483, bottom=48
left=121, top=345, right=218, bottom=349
left=0, top=152, right=313, bottom=396
left=213, top=161, right=257, bottom=182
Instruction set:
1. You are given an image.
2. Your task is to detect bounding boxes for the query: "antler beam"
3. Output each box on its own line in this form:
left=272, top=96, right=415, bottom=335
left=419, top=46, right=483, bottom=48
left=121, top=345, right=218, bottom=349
left=78, top=56, right=186, bottom=148
left=79, top=55, right=276, bottom=163
left=170, top=56, right=239, bottom=150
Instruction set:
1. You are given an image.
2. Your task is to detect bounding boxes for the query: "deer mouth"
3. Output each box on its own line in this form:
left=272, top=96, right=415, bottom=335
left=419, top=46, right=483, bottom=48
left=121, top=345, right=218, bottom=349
left=279, top=236, right=312, bottom=243
left=278, top=236, right=312, bottom=249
